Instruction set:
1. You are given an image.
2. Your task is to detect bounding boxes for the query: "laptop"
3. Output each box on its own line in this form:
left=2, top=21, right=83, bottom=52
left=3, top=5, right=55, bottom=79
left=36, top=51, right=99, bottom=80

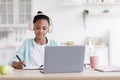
left=41, top=45, right=85, bottom=73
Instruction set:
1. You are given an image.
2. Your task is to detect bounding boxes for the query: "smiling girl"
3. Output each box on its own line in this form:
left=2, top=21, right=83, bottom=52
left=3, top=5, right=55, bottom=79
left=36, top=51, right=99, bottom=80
left=9, top=11, right=61, bottom=69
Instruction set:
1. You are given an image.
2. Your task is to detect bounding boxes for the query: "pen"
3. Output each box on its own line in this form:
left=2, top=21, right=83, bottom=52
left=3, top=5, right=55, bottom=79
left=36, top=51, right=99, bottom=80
left=16, top=55, right=26, bottom=67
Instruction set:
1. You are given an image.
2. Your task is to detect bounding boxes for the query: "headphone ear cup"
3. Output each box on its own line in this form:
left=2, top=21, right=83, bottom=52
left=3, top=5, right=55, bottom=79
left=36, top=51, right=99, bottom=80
left=48, top=19, right=53, bottom=33
left=48, top=25, right=53, bottom=33
left=28, top=22, right=34, bottom=31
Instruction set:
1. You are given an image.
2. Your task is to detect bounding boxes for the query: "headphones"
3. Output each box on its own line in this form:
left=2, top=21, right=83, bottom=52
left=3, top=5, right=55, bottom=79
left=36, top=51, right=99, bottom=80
left=28, top=13, right=53, bottom=33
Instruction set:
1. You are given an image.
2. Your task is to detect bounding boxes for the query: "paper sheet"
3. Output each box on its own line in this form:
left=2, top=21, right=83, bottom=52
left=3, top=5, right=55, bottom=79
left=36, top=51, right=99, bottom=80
left=23, top=66, right=43, bottom=70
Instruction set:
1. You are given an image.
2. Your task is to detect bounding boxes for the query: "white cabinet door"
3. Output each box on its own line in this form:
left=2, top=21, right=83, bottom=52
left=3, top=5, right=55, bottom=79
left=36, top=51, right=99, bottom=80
left=0, top=0, right=32, bottom=27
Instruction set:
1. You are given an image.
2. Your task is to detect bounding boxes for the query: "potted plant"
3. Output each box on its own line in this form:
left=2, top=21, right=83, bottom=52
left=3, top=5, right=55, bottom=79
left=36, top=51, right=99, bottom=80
left=83, top=10, right=89, bottom=30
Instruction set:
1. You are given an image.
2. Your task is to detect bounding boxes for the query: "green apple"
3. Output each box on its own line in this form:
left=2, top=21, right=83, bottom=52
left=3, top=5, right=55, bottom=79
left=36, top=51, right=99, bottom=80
left=0, top=65, right=10, bottom=75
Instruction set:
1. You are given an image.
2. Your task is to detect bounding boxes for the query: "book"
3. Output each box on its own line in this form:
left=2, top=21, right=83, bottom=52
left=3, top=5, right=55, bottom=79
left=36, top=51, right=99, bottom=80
left=94, top=66, right=120, bottom=72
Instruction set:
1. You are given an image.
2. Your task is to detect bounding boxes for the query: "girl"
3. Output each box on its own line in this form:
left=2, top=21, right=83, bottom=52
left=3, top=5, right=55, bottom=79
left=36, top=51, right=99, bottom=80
left=9, top=11, right=60, bottom=69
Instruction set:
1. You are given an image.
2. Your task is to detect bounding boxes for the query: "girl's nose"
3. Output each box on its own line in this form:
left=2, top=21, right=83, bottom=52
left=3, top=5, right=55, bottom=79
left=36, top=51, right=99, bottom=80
left=38, top=29, right=43, bottom=32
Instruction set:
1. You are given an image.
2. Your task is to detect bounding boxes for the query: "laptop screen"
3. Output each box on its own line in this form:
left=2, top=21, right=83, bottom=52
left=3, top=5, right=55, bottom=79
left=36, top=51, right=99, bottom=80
left=43, top=46, right=85, bottom=73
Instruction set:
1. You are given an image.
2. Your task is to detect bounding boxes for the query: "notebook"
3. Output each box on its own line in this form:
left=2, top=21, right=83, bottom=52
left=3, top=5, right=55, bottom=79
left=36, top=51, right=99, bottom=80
left=95, top=66, right=120, bottom=72
left=23, top=66, right=43, bottom=70
left=41, top=46, right=85, bottom=73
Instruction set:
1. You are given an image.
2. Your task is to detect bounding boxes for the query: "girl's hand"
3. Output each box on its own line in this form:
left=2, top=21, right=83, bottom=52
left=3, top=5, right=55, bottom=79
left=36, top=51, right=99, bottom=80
left=12, top=61, right=25, bottom=69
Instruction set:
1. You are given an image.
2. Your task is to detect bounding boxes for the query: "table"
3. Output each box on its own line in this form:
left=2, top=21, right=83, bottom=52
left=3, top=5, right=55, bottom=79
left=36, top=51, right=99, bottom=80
left=0, top=69, right=120, bottom=80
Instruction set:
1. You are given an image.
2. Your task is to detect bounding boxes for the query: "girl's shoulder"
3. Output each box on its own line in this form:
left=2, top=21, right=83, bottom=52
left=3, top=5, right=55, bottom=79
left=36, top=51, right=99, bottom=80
left=22, top=38, right=34, bottom=46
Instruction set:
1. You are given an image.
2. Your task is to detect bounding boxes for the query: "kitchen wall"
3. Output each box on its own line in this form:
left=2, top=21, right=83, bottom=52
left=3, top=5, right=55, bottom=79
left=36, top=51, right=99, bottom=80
left=27, top=0, right=120, bottom=45
left=30, top=0, right=86, bottom=44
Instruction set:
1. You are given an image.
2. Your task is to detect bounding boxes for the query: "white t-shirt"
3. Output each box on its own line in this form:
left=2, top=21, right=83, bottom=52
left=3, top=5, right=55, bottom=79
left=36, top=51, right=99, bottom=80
left=30, top=41, right=46, bottom=67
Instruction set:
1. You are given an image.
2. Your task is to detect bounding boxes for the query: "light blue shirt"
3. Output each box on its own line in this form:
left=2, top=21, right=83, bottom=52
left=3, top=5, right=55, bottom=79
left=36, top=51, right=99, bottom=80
left=9, top=38, right=61, bottom=67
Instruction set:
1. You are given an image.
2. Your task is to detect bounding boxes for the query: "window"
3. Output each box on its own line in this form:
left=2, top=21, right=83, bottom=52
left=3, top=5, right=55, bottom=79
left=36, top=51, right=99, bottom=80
left=18, top=0, right=31, bottom=24
left=0, top=0, right=31, bottom=25
left=0, top=0, right=13, bottom=24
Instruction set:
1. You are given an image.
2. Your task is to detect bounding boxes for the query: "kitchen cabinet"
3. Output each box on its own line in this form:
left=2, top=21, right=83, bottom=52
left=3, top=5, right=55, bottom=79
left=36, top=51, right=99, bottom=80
left=0, top=0, right=32, bottom=47
left=0, top=0, right=32, bottom=28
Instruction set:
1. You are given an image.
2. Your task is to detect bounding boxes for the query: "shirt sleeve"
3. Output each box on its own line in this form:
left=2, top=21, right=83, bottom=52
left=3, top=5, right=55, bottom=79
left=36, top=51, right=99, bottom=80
left=8, top=40, right=26, bottom=66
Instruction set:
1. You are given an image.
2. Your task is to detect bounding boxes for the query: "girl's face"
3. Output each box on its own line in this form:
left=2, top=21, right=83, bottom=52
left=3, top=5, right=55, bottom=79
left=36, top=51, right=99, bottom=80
left=33, top=19, right=49, bottom=39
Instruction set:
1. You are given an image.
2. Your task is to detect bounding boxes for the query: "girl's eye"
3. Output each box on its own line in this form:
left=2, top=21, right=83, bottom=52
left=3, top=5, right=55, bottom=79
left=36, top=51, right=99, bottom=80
left=43, top=27, right=47, bottom=30
left=35, top=28, right=39, bottom=30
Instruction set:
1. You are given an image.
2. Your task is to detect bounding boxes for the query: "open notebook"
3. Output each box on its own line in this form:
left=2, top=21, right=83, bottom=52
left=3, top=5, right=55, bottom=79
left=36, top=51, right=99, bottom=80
left=95, top=66, right=120, bottom=72
left=23, top=65, right=43, bottom=70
